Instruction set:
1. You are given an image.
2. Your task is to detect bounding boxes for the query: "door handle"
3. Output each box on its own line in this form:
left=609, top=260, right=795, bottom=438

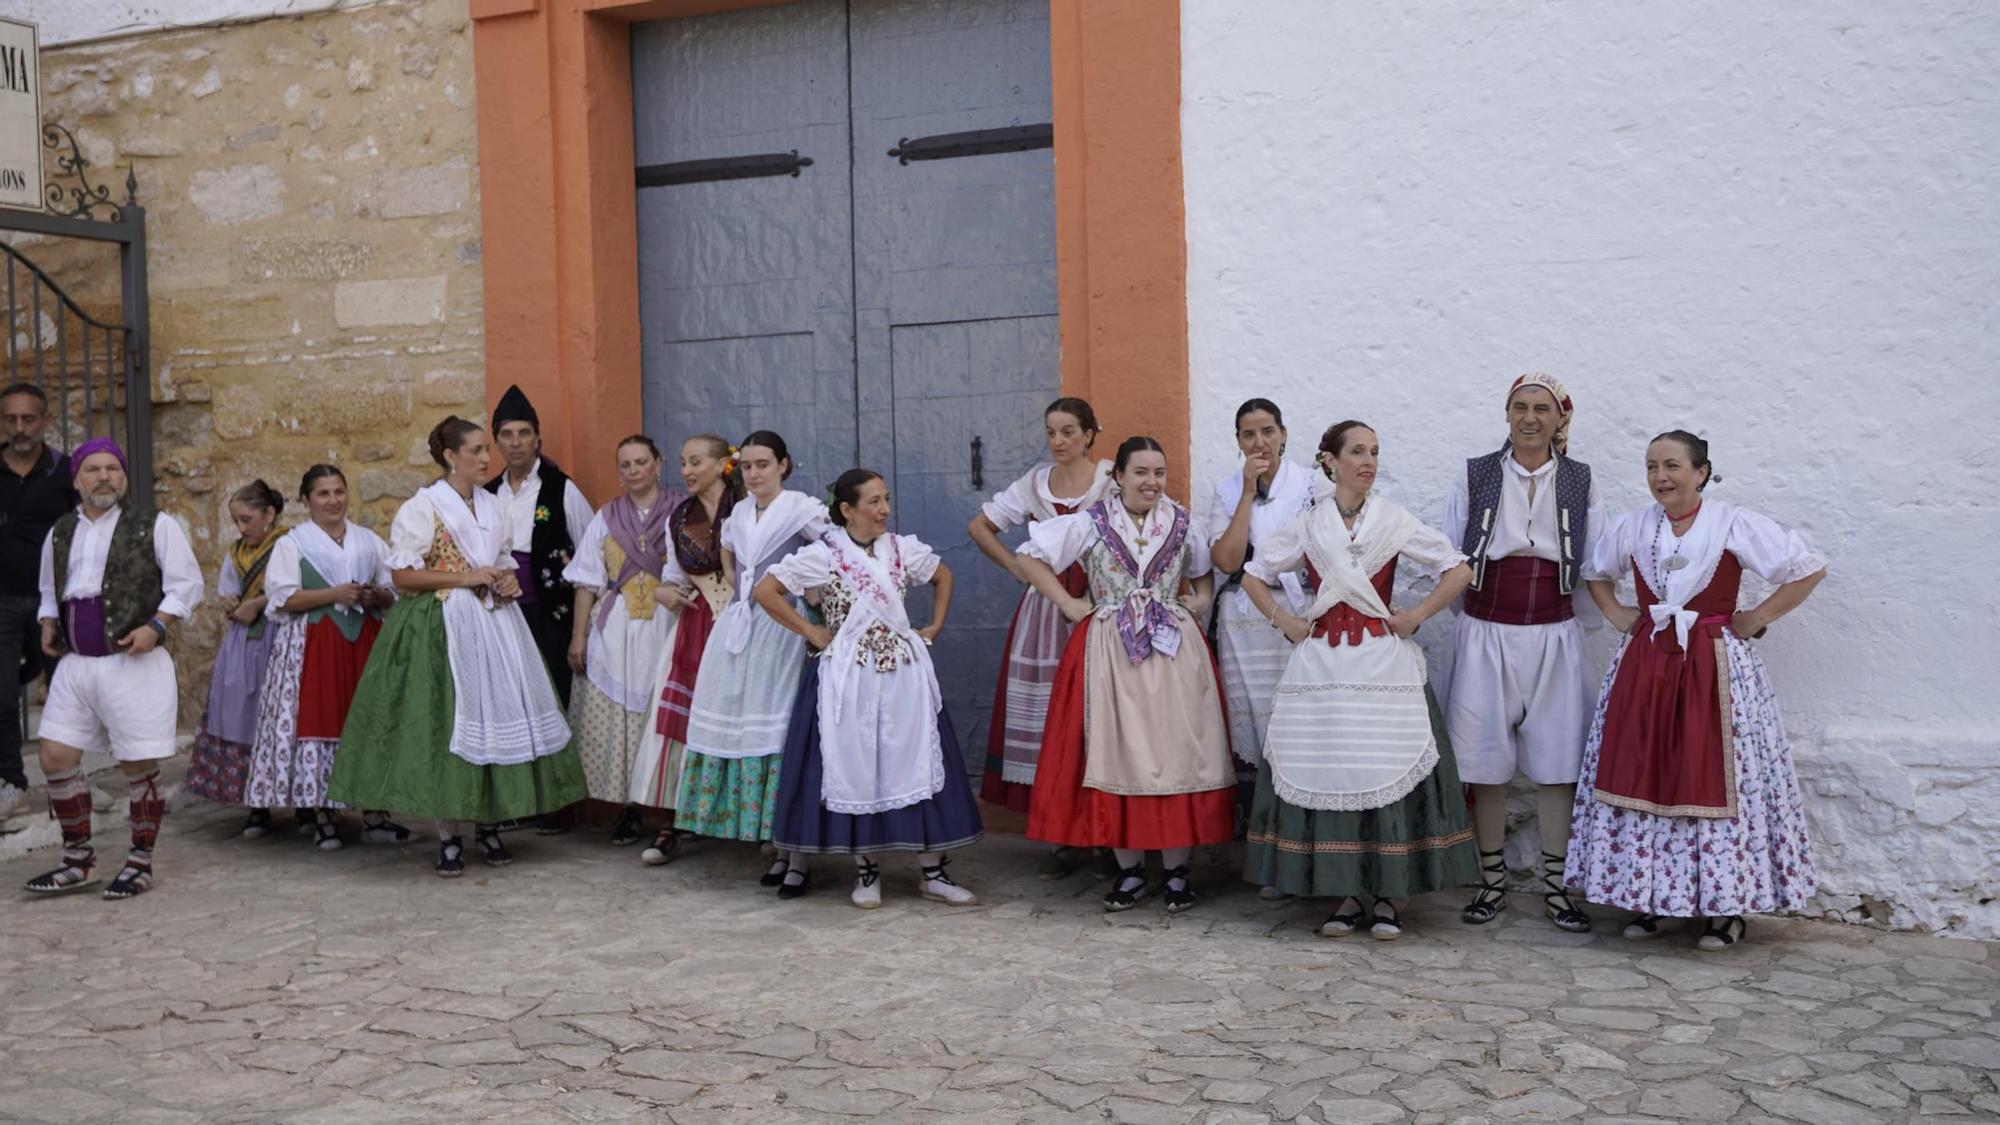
left=970, top=435, right=983, bottom=490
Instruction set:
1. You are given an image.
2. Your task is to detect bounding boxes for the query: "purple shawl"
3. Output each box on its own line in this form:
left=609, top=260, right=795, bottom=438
left=1087, top=498, right=1190, bottom=665
left=596, top=488, right=682, bottom=631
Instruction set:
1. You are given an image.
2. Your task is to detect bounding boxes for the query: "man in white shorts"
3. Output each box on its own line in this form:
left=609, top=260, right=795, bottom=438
left=24, top=438, right=202, bottom=900
left=1443, top=374, right=1602, bottom=932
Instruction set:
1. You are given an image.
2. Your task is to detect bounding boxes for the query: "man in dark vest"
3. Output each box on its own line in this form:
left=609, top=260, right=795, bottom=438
left=24, top=438, right=204, bottom=899
left=1441, top=373, right=1602, bottom=933
left=0, top=382, right=77, bottom=821
left=485, top=384, right=593, bottom=710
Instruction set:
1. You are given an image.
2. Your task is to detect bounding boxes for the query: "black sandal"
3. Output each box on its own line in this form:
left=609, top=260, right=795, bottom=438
left=1317, top=897, right=1367, bottom=937
left=239, top=809, right=272, bottom=839
left=313, top=811, right=343, bottom=852
left=609, top=806, right=645, bottom=847
left=760, top=856, right=790, bottom=887
left=1162, top=864, right=1198, bottom=914
left=1697, top=915, right=1747, bottom=951
left=436, top=836, right=466, bottom=878
left=1622, top=913, right=1666, bottom=940
left=1102, top=863, right=1151, bottom=912
left=102, top=864, right=154, bottom=900
left=1541, top=851, right=1591, bottom=933
left=476, top=825, right=513, bottom=867
left=641, top=830, right=681, bottom=866
left=1461, top=847, right=1508, bottom=924
left=1369, top=898, right=1404, bottom=941
left=24, top=851, right=98, bottom=895
left=776, top=865, right=812, bottom=900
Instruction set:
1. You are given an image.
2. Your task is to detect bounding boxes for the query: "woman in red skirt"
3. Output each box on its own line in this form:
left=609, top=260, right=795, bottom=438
left=247, top=464, right=410, bottom=848
left=1015, top=436, right=1233, bottom=913
left=966, top=396, right=1113, bottom=878
left=632, top=434, right=744, bottom=864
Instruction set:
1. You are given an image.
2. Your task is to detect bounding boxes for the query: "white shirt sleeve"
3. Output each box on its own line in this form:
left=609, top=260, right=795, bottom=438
left=897, top=534, right=942, bottom=585
left=217, top=552, right=245, bottom=600
left=153, top=514, right=205, bottom=620
left=1727, top=508, right=1827, bottom=586
left=1204, top=478, right=1240, bottom=548
left=1399, top=518, right=1470, bottom=580
left=980, top=471, right=1038, bottom=531
left=563, top=480, right=595, bottom=552
left=1585, top=510, right=1640, bottom=581
left=1441, top=475, right=1470, bottom=551
left=1244, top=511, right=1308, bottom=586
left=767, top=542, right=834, bottom=596
left=36, top=528, right=56, bottom=621
left=562, top=512, right=611, bottom=590
left=264, top=538, right=303, bottom=616
left=1017, top=511, right=1093, bottom=573
left=386, top=495, right=438, bottom=571
left=1182, top=513, right=1214, bottom=579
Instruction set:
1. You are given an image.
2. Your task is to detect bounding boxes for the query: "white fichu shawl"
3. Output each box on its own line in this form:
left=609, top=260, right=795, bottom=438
left=1265, top=496, right=1440, bottom=812
left=289, top=519, right=376, bottom=623
left=814, top=531, right=945, bottom=814
left=419, top=481, right=572, bottom=766
left=719, top=489, right=827, bottom=655
left=1635, top=499, right=1736, bottom=650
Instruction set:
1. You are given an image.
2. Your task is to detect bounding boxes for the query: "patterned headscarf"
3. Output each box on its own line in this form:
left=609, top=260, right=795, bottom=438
left=1506, top=372, right=1574, bottom=457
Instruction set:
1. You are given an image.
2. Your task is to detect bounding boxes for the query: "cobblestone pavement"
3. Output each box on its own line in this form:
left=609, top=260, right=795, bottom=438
left=3, top=801, right=1996, bottom=1125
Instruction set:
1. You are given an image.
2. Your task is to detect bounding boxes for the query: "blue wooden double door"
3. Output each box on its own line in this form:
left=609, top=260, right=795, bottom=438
left=632, top=0, right=1058, bottom=765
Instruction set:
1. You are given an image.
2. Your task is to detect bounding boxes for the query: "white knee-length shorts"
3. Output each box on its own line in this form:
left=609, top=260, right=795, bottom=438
left=1443, top=615, right=1592, bottom=786
left=39, top=648, right=180, bottom=762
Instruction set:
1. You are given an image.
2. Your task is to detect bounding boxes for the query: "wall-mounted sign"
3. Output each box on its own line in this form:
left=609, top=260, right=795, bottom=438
left=0, top=17, right=41, bottom=211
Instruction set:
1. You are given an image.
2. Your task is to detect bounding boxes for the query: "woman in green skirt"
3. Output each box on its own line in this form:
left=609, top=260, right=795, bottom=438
left=330, top=416, right=586, bottom=877
left=1239, top=420, right=1479, bottom=939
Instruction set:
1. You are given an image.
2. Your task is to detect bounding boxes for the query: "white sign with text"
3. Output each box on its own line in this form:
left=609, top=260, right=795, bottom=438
left=0, top=17, right=39, bottom=210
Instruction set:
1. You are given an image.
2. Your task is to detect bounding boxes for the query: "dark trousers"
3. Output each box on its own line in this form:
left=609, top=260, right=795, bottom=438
left=519, top=599, right=572, bottom=711
left=0, top=594, right=41, bottom=788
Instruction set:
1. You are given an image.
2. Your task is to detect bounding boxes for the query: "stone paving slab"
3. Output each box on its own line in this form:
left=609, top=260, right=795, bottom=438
left=2, top=802, right=1996, bottom=1124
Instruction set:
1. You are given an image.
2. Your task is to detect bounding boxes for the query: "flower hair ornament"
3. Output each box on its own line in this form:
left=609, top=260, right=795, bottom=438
left=723, top=444, right=740, bottom=476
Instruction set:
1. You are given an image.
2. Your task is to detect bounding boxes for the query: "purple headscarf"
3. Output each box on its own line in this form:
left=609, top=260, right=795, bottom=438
left=70, top=437, right=127, bottom=478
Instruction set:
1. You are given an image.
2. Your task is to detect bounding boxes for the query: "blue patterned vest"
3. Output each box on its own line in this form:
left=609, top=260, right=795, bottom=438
left=1460, top=447, right=1592, bottom=594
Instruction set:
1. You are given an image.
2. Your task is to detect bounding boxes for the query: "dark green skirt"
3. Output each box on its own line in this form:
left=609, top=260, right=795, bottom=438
left=329, top=594, right=587, bottom=822
left=1242, top=687, right=1479, bottom=899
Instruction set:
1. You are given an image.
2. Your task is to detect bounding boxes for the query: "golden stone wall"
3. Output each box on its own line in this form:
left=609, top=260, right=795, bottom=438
left=14, top=0, right=484, bottom=724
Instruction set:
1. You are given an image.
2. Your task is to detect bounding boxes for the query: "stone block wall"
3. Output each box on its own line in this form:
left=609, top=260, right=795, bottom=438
left=10, top=0, right=483, bottom=725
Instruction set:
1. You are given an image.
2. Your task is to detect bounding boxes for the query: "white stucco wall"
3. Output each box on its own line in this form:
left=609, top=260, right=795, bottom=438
left=0, top=1, right=380, bottom=46
left=1182, top=1, right=1999, bottom=937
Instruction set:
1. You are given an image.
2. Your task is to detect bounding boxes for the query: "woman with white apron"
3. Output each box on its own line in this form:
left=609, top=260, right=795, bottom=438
left=676, top=430, right=829, bottom=893
left=1239, top=420, right=1480, bottom=940
left=760, top=469, right=983, bottom=907
left=563, top=435, right=682, bottom=846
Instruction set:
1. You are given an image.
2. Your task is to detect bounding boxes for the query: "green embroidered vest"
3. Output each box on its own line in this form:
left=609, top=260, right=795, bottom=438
left=51, top=506, right=167, bottom=652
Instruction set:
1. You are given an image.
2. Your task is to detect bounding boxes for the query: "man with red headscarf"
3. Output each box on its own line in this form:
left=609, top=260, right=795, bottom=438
left=24, top=437, right=203, bottom=899
left=1441, top=373, right=1602, bottom=933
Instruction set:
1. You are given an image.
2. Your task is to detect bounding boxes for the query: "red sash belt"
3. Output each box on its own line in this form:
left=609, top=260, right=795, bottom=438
left=1312, top=605, right=1386, bottom=647
left=1465, top=556, right=1573, bottom=625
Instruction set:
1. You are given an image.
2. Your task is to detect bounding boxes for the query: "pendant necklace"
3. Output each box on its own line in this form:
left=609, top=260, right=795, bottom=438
left=1338, top=496, right=1366, bottom=562
left=1653, top=501, right=1701, bottom=574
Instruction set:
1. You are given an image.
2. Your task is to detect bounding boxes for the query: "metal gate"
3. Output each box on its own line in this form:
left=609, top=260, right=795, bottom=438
left=0, top=124, right=152, bottom=497
left=632, top=0, right=1057, bottom=763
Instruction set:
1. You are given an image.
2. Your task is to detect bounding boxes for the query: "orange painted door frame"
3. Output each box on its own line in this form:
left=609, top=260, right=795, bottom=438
left=469, top=0, right=1188, bottom=504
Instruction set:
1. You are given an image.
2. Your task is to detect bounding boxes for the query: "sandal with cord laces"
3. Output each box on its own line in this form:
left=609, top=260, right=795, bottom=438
left=313, top=811, right=344, bottom=851
left=851, top=858, right=883, bottom=909
left=1317, top=897, right=1368, bottom=937
left=1540, top=850, right=1591, bottom=932
left=920, top=856, right=977, bottom=906
left=24, top=852, right=99, bottom=895
left=239, top=809, right=272, bottom=839
left=1161, top=864, right=1198, bottom=914
left=1461, top=847, right=1508, bottom=924
left=103, top=863, right=154, bottom=900
left=476, top=824, right=513, bottom=867
left=1697, top=914, right=1747, bottom=952
left=436, top=836, right=466, bottom=878
left=1369, top=898, right=1404, bottom=941
left=1622, top=913, right=1668, bottom=940
left=1102, top=863, right=1151, bottom=912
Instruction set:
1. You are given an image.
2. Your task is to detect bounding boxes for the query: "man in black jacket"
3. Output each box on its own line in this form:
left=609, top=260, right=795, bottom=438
left=0, top=383, right=76, bottom=819
left=485, top=385, right=593, bottom=710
